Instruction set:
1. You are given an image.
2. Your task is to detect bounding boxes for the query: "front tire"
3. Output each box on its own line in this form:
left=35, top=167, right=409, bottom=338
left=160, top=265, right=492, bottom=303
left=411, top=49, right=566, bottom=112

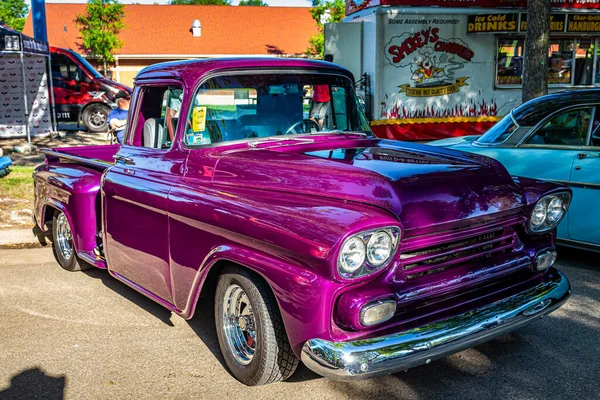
left=215, top=267, right=298, bottom=386
left=52, top=212, right=88, bottom=272
left=82, top=103, right=109, bottom=133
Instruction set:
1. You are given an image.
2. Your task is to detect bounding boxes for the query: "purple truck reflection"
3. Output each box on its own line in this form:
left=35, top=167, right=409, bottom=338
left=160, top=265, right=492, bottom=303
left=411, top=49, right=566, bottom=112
left=33, top=58, right=571, bottom=386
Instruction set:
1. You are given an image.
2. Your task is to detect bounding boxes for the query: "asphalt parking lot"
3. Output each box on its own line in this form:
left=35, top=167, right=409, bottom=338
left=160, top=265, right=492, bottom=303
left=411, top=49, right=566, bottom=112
left=0, top=247, right=598, bottom=400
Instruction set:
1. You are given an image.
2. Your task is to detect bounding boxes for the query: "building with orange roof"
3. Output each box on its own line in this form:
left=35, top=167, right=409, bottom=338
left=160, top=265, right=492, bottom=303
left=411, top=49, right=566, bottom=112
left=23, top=4, right=318, bottom=86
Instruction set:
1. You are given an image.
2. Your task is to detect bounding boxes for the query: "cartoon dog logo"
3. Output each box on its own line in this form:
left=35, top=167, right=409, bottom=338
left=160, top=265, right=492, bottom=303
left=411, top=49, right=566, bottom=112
left=411, top=55, right=445, bottom=85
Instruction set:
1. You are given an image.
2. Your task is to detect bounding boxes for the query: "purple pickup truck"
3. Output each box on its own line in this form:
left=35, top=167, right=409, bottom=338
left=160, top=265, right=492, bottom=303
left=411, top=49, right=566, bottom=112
left=33, top=58, right=571, bottom=386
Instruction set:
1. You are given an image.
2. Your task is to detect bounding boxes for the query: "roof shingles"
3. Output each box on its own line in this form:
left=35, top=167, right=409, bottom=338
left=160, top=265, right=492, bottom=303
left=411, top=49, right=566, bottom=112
left=23, top=4, right=318, bottom=56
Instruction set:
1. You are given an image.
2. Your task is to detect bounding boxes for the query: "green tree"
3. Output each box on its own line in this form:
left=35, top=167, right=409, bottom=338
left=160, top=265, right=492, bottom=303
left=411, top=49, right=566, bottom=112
left=305, top=0, right=345, bottom=58
left=170, top=0, right=231, bottom=5
left=238, top=0, right=268, bottom=5
left=76, top=0, right=125, bottom=77
left=0, top=0, right=28, bottom=32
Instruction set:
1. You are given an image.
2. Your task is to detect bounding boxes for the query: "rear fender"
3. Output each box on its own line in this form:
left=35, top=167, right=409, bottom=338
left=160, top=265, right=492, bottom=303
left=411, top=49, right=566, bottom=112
left=33, top=163, right=103, bottom=255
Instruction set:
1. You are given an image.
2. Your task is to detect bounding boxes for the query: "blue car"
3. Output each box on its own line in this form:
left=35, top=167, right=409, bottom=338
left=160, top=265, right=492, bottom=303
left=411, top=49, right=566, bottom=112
left=430, top=89, right=600, bottom=252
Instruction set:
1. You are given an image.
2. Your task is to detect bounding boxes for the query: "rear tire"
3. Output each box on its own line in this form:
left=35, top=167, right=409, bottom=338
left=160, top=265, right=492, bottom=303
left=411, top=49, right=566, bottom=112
left=215, top=266, right=298, bottom=386
left=52, top=212, right=89, bottom=272
left=82, top=103, right=109, bottom=133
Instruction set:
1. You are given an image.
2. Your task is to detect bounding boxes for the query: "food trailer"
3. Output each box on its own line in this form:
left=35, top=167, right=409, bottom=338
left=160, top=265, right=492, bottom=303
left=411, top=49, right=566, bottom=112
left=327, top=1, right=600, bottom=140
left=0, top=24, right=53, bottom=140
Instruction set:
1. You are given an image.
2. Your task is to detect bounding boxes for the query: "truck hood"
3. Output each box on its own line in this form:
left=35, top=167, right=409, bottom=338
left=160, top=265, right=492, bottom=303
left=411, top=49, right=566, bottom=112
left=212, top=138, right=525, bottom=233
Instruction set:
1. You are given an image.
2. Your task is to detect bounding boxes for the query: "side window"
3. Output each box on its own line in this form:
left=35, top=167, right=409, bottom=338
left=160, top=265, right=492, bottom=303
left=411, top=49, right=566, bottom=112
left=50, top=54, right=69, bottom=84
left=67, top=60, right=84, bottom=82
left=129, top=85, right=183, bottom=149
left=525, top=108, right=593, bottom=147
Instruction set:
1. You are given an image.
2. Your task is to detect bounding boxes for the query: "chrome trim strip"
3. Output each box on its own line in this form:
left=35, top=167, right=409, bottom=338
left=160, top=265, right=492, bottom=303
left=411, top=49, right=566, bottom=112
left=568, top=181, right=600, bottom=190
left=557, top=238, right=600, bottom=252
left=540, top=178, right=600, bottom=191
left=301, top=268, right=570, bottom=380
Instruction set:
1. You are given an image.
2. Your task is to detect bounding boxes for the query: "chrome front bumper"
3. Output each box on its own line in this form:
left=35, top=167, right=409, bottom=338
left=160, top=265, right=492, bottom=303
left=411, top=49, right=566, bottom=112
left=301, top=268, right=570, bottom=380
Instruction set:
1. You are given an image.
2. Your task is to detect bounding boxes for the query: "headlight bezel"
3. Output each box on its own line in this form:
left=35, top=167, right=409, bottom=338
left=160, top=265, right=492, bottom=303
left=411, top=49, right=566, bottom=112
left=529, top=192, right=571, bottom=233
left=337, top=226, right=401, bottom=279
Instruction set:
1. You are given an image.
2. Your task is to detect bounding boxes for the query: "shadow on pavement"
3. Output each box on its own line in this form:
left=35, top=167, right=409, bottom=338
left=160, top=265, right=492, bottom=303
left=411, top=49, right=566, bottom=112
left=83, top=268, right=175, bottom=327
left=186, top=296, right=229, bottom=371
left=0, top=368, right=65, bottom=400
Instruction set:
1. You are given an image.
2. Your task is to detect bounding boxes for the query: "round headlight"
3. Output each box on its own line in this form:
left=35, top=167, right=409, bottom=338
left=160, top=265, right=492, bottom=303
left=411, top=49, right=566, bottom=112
left=547, top=196, right=564, bottom=223
left=367, top=231, right=393, bottom=267
left=339, top=237, right=366, bottom=274
left=529, top=192, right=571, bottom=232
left=531, top=200, right=547, bottom=228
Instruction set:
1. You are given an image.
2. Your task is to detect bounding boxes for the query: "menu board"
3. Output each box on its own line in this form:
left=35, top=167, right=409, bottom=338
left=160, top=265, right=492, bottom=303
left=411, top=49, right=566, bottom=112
left=566, top=14, right=600, bottom=32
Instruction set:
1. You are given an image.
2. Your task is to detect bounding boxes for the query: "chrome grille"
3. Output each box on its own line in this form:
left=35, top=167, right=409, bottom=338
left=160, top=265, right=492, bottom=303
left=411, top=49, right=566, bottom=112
left=398, top=217, right=524, bottom=281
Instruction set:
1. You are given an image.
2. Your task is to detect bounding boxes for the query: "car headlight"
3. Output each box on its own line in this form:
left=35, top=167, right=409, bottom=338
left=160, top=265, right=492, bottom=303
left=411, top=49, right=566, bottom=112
left=529, top=192, right=571, bottom=232
left=338, top=227, right=401, bottom=279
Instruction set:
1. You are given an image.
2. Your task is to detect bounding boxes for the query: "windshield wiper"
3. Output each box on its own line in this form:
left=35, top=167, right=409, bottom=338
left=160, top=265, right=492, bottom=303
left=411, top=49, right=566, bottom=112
left=312, top=130, right=371, bottom=137
left=248, top=136, right=315, bottom=149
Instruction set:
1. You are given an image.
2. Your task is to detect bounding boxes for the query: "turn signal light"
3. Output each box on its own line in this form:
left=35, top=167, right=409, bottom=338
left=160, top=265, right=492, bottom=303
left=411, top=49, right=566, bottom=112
left=359, top=300, right=397, bottom=327
left=535, top=250, right=557, bottom=271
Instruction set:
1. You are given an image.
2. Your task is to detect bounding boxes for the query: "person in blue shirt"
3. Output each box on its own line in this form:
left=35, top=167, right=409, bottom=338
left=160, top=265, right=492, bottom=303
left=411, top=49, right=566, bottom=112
left=107, top=94, right=130, bottom=144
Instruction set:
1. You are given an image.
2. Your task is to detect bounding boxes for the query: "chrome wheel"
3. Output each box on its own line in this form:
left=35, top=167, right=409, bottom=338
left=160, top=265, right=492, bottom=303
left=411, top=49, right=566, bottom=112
left=222, top=284, right=256, bottom=366
left=56, top=213, right=73, bottom=260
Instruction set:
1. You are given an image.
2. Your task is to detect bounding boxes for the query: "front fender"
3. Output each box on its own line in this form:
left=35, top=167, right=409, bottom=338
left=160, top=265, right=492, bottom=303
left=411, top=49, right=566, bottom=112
left=179, top=243, right=337, bottom=356
left=167, top=184, right=400, bottom=356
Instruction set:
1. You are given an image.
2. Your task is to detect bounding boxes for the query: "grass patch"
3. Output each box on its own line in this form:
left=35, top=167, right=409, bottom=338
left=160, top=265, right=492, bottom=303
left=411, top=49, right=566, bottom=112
left=0, top=166, right=35, bottom=199
left=0, top=165, right=35, bottom=228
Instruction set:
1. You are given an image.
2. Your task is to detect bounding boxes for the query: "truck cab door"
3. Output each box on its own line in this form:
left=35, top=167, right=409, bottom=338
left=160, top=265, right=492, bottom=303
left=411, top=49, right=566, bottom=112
left=102, top=83, right=186, bottom=306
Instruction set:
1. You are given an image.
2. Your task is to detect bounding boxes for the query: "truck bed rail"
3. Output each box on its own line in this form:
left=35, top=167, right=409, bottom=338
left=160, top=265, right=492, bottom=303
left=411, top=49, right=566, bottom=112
left=41, top=148, right=113, bottom=170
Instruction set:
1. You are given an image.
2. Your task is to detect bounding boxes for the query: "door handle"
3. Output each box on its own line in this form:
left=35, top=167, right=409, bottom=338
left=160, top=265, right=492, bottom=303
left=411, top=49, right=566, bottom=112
left=577, top=153, right=587, bottom=159
left=113, top=154, right=135, bottom=165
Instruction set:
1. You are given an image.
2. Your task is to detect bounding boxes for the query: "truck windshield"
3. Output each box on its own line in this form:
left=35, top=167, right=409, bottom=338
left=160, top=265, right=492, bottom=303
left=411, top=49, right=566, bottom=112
left=183, top=73, right=371, bottom=146
left=68, top=50, right=103, bottom=79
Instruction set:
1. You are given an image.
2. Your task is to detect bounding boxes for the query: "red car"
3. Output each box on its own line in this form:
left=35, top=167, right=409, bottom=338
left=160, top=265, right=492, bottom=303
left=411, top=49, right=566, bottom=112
left=50, top=47, right=131, bottom=133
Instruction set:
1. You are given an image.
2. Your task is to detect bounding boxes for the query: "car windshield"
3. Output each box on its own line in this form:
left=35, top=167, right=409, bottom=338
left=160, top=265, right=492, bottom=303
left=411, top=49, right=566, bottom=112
left=476, top=113, right=519, bottom=144
left=183, top=73, right=371, bottom=146
left=69, top=50, right=103, bottom=79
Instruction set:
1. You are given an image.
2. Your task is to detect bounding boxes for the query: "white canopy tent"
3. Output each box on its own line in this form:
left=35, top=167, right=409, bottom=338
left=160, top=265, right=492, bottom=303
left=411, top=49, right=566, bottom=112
left=0, top=24, right=54, bottom=144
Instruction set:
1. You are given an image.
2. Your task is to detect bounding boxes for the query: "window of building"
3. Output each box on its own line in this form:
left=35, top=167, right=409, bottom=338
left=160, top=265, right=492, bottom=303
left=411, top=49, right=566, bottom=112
left=497, top=37, right=600, bottom=87
left=547, top=39, right=572, bottom=84
left=496, top=38, right=524, bottom=85
left=574, top=39, right=594, bottom=85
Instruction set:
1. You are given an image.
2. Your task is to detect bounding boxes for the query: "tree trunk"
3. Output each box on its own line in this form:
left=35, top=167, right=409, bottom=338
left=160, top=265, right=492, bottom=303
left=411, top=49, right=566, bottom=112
left=522, top=0, right=551, bottom=103
left=103, top=59, right=107, bottom=78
